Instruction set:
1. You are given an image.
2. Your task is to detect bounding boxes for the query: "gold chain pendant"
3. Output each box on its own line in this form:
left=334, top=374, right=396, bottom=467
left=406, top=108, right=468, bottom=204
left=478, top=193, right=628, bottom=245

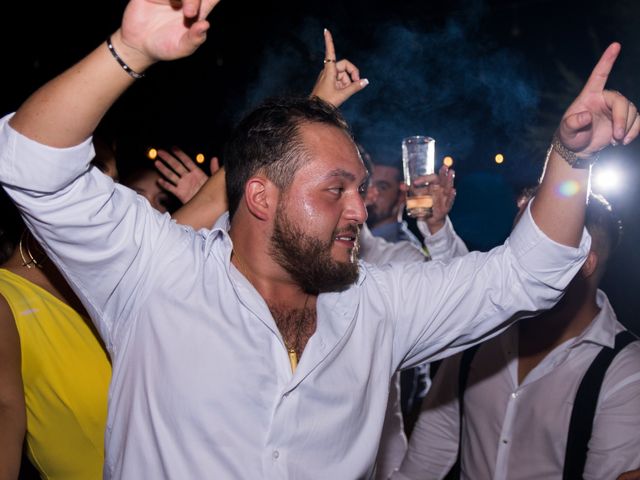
left=288, top=348, right=298, bottom=372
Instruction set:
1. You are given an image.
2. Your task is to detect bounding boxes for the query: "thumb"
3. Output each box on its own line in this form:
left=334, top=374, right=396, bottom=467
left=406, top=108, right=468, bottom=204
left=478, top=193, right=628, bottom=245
left=561, top=111, right=593, bottom=138
left=558, top=111, right=593, bottom=151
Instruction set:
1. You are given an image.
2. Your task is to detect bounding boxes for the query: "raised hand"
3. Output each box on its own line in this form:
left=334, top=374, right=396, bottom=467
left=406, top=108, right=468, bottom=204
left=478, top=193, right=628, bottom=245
left=155, top=147, right=217, bottom=204
left=425, top=165, right=456, bottom=231
left=407, top=166, right=456, bottom=232
left=310, top=29, right=369, bottom=108
left=119, top=0, right=221, bottom=63
left=171, top=163, right=228, bottom=230
left=558, top=43, right=640, bottom=157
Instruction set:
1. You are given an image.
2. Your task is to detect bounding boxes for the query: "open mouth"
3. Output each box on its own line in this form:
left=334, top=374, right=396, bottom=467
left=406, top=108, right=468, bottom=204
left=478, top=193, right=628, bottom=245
left=333, top=226, right=359, bottom=248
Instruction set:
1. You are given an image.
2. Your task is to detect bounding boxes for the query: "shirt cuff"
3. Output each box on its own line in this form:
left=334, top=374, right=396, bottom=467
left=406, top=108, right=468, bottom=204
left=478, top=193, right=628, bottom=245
left=508, top=201, right=591, bottom=290
left=0, top=113, right=94, bottom=192
left=418, top=216, right=453, bottom=244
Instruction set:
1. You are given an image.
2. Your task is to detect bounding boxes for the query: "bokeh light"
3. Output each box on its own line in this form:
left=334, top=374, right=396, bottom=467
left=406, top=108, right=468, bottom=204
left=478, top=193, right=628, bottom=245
left=146, top=148, right=158, bottom=160
left=495, top=153, right=504, bottom=164
left=196, top=153, right=205, bottom=164
left=443, top=156, right=454, bottom=167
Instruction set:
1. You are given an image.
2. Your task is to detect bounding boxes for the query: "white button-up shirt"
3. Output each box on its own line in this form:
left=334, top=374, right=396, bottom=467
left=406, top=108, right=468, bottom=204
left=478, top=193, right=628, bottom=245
left=0, top=114, right=589, bottom=479
left=393, top=290, right=640, bottom=480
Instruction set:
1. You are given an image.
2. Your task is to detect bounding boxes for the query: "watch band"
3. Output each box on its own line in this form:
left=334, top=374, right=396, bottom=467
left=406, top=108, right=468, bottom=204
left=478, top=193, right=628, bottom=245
left=551, top=133, right=597, bottom=169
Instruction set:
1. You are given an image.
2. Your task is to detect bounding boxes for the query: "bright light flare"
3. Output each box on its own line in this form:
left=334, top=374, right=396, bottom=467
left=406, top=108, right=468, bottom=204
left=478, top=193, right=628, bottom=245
left=592, top=166, right=622, bottom=193
left=443, top=156, right=454, bottom=167
left=495, top=153, right=504, bottom=164
left=196, top=153, right=205, bottom=164
left=147, top=148, right=158, bottom=160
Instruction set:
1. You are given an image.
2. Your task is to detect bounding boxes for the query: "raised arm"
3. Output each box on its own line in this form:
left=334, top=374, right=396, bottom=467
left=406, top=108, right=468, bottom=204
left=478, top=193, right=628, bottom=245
left=172, top=160, right=228, bottom=229
left=532, top=43, right=639, bottom=246
left=9, top=0, right=219, bottom=147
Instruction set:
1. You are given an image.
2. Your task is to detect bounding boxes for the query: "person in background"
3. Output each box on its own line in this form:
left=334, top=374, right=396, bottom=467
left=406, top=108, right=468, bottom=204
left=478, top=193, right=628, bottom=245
left=392, top=192, right=640, bottom=480
left=121, top=164, right=177, bottom=213
left=0, top=151, right=118, bottom=480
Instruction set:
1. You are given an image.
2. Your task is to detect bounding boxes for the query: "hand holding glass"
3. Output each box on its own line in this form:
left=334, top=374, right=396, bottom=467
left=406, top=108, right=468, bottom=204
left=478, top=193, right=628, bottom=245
left=402, top=136, right=435, bottom=218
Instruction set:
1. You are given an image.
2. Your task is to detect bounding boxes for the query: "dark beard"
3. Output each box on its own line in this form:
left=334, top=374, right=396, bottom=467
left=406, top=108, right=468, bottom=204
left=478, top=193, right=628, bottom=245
left=269, top=205, right=360, bottom=294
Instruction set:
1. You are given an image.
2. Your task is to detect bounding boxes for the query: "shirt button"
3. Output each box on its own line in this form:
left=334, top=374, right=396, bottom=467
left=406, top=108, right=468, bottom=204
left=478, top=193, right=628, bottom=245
left=511, top=392, right=518, bottom=399
left=273, top=450, right=280, bottom=459
left=502, top=439, right=508, bottom=444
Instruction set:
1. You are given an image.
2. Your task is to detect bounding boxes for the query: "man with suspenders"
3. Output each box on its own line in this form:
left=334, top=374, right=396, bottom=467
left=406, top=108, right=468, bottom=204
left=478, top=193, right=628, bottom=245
left=393, top=193, right=640, bottom=479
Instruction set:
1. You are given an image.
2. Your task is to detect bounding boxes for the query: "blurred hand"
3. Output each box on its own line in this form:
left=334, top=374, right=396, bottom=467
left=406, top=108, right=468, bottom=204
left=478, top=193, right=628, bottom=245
left=155, top=147, right=217, bottom=204
left=426, top=165, right=456, bottom=232
left=310, top=29, right=369, bottom=108
left=408, top=166, right=456, bottom=233
left=558, top=42, right=640, bottom=157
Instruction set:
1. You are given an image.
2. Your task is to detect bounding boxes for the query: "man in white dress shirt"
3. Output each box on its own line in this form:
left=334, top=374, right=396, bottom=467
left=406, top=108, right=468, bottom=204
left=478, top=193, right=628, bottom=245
left=393, top=193, right=640, bottom=480
left=1, top=0, right=638, bottom=477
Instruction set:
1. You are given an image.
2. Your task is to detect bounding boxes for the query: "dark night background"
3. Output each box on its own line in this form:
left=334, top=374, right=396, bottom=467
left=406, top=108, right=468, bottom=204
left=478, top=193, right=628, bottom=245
left=1, top=0, right=639, bottom=333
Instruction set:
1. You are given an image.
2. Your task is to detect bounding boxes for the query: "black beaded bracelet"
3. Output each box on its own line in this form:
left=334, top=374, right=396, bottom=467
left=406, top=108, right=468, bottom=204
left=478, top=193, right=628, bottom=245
left=106, top=36, right=145, bottom=80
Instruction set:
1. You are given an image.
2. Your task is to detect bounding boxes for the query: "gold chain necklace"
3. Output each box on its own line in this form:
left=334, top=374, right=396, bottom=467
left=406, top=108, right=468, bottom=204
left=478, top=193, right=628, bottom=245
left=19, top=230, right=45, bottom=269
left=232, top=248, right=309, bottom=373
left=285, top=293, right=310, bottom=373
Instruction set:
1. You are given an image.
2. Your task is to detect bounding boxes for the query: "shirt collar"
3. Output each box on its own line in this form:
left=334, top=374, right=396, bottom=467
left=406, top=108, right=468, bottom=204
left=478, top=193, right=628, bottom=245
left=569, top=289, right=619, bottom=350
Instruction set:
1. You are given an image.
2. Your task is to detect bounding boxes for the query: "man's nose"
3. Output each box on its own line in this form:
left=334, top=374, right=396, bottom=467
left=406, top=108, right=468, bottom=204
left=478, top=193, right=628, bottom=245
left=346, top=194, right=368, bottom=224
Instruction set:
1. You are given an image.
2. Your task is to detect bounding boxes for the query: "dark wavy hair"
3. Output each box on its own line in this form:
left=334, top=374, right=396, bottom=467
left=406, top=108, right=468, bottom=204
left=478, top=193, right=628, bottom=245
left=223, top=96, right=352, bottom=219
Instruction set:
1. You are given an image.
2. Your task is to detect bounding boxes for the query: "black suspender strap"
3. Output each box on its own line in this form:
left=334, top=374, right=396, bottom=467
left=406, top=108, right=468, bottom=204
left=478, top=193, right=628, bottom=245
left=445, top=344, right=481, bottom=480
left=562, top=330, right=638, bottom=480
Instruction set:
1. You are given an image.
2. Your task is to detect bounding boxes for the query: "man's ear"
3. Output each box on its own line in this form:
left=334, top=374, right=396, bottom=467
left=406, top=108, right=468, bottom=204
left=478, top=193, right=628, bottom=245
left=581, top=250, right=599, bottom=278
left=244, top=176, right=277, bottom=221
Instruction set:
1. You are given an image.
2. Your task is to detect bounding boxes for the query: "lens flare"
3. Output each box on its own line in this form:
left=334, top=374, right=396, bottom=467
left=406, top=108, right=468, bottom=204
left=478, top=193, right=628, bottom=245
left=557, top=180, right=581, bottom=197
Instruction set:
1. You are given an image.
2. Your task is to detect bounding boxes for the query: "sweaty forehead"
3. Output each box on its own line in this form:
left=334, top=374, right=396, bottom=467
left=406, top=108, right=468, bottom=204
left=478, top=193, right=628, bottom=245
left=298, top=123, right=366, bottom=178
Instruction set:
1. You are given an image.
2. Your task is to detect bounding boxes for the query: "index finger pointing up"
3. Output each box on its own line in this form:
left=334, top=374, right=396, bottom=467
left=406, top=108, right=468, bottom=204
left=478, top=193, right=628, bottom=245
left=581, top=42, right=621, bottom=95
left=324, top=28, right=337, bottom=64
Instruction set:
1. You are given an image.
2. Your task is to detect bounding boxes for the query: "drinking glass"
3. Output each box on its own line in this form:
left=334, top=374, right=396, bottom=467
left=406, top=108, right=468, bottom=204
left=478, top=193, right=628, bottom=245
left=402, top=135, right=435, bottom=218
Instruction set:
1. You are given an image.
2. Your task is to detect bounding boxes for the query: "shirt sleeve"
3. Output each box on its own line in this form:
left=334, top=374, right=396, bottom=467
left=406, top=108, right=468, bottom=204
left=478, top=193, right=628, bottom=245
left=370, top=202, right=591, bottom=369
left=417, top=216, right=469, bottom=262
left=0, top=113, right=190, bottom=351
left=391, top=355, right=461, bottom=480
left=360, top=223, right=427, bottom=265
